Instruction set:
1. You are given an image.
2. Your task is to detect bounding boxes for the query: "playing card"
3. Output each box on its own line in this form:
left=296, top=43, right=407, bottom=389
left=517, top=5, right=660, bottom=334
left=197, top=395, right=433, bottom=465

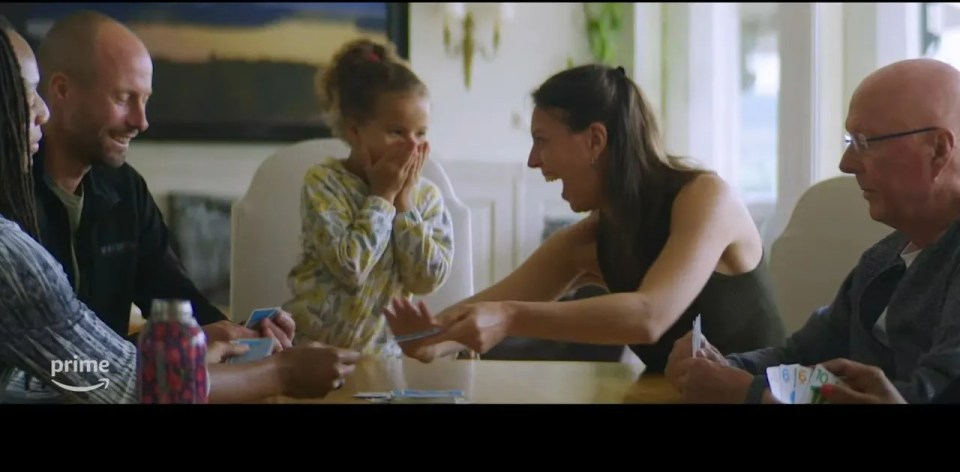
left=766, top=366, right=787, bottom=403
left=778, top=364, right=797, bottom=404
left=393, top=327, right=443, bottom=343
left=392, top=389, right=465, bottom=398
left=354, top=392, right=393, bottom=403
left=353, top=389, right=468, bottom=404
left=692, top=314, right=702, bottom=358
left=808, top=364, right=843, bottom=404
left=390, top=389, right=468, bottom=404
left=226, top=338, right=274, bottom=364
left=793, top=366, right=814, bottom=404
left=809, top=385, right=824, bottom=404
left=766, top=363, right=844, bottom=404
left=245, top=307, right=279, bottom=329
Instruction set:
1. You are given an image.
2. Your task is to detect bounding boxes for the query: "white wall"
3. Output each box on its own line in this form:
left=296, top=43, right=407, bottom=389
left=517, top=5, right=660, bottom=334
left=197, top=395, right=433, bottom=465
left=126, top=3, right=595, bottom=217
left=409, top=3, right=592, bottom=162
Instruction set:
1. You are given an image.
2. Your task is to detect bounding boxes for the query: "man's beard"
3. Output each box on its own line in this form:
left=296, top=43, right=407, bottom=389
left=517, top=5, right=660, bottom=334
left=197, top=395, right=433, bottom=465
left=78, top=133, right=119, bottom=167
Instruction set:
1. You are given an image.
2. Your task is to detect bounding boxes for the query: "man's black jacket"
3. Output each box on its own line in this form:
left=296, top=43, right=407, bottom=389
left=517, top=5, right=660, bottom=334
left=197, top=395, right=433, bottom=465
left=32, top=151, right=229, bottom=338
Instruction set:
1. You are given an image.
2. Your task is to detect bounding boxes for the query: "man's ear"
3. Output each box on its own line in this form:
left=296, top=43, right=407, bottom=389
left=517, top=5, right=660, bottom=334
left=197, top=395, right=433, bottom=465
left=931, top=128, right=956, bottom=177
left=587, top=122, right=608, bottom=163
left=47, top=72, right=70, bottom=102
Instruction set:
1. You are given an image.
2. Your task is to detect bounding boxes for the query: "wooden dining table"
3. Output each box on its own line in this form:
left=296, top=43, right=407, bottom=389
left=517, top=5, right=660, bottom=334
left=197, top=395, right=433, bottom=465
left=265, top=356, right=681, bottom=404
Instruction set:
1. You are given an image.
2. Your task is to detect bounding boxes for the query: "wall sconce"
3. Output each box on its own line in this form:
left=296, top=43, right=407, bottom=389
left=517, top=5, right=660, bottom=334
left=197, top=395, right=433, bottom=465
left=443, top=3, right=514, bottom=90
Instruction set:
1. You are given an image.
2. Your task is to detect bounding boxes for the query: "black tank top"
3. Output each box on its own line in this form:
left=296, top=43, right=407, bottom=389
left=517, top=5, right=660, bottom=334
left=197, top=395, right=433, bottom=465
left=595, top=194, right=786, bottom=373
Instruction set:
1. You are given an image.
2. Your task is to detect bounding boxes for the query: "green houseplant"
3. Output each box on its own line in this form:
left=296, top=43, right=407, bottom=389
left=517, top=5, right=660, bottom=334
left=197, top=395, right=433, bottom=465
left=567, top=3, right=623, bottom=69
left=584, top=3, right=623, bottom=64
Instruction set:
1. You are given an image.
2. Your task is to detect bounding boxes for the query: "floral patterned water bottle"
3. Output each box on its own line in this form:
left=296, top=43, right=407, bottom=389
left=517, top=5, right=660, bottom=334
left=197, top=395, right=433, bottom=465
left=138, top=299, right=209, bottom=404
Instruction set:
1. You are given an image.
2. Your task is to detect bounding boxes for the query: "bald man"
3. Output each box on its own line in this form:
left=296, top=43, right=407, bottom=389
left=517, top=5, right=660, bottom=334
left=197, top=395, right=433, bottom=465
left=31, top=11, right=295, bottom=348
left=665, top=58, right=960, bottom=404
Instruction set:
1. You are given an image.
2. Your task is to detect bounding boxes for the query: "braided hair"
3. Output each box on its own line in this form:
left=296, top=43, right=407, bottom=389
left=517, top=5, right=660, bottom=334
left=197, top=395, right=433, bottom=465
left=0, top=21, right=39, bottom=240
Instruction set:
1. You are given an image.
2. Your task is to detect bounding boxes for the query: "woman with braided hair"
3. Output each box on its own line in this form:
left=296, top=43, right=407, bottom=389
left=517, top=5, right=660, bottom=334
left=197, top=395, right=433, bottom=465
left=0, top=15, right=45, bottom=241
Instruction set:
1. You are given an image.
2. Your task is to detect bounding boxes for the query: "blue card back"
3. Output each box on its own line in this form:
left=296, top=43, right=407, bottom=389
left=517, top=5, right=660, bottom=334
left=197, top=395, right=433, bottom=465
left=226, top=338, right=274, bottom=364
left=245, top=307, right=279, bottom=328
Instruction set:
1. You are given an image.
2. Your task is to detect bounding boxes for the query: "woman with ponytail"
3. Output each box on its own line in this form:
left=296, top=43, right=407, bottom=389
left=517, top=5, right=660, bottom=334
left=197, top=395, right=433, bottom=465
left=385, top=64, right=786, bottom=372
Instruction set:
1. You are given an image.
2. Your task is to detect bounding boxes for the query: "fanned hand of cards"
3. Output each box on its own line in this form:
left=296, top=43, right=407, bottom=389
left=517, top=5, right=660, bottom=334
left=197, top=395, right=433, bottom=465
left=765, top=363, right=846, bottom=404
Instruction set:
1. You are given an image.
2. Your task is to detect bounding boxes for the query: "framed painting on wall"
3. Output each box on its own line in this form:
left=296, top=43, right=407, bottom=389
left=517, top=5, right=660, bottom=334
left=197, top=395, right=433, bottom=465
left=0, top=2, right=410, bottom=142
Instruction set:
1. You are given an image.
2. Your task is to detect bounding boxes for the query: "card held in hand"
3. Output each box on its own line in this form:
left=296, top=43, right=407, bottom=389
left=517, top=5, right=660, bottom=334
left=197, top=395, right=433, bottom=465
left=765, top=366, right=787, bottom=403
left=245, top=307, right=279, bottom=329
left=767, top=363, right=844, bottom=404
left=226, top=338, right=274, bottom=364
left=794, top=366, right=814, bottom=404
left=393, top=327, right=443, bottom=343
left=692, top=314, right=702, bottom=358
left=807, top=363, right=843, bottom=404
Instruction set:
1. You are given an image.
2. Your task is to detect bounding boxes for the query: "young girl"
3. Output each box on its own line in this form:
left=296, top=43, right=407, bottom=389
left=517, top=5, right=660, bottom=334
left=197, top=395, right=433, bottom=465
left=283, top=39, right=454, bottom=358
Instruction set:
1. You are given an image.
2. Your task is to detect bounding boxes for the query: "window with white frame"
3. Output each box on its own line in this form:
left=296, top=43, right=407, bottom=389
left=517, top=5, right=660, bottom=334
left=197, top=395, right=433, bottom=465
left=922, top=3, right=960, bottom=64
left=660, top=3, right=825, bottom=245
left=738, top=3, right=780, bottom=202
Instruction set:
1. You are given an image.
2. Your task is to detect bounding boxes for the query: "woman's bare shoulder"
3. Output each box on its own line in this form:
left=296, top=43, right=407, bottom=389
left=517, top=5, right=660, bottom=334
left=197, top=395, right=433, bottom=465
left=676, top=172, right=733, bottom=204
left=549, top=211, right=599, bottom=244
left=672, top=172, right=763, bottom=272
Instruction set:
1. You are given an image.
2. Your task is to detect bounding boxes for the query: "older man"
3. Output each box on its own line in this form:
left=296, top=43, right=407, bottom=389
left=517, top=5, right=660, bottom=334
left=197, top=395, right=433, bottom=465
left=31, top=10, right=293, bottom=347
left=666, top=58, right=960, bottom=404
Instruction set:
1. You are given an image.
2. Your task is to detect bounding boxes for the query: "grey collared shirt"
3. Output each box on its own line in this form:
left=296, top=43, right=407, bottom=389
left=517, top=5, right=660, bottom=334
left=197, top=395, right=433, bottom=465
left=727, top=220, right=960, bottom=403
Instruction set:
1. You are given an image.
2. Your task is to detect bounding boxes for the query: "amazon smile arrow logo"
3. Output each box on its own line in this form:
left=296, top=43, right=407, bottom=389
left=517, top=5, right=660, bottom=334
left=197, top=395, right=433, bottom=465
left=49, top=378, right=110, bottom=392
left=49, top=356, right=112, bottom=392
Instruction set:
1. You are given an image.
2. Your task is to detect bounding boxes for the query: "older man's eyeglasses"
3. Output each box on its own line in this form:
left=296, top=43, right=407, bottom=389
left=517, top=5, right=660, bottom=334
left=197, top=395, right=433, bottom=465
left=844, top=127, right=937, bottom=153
